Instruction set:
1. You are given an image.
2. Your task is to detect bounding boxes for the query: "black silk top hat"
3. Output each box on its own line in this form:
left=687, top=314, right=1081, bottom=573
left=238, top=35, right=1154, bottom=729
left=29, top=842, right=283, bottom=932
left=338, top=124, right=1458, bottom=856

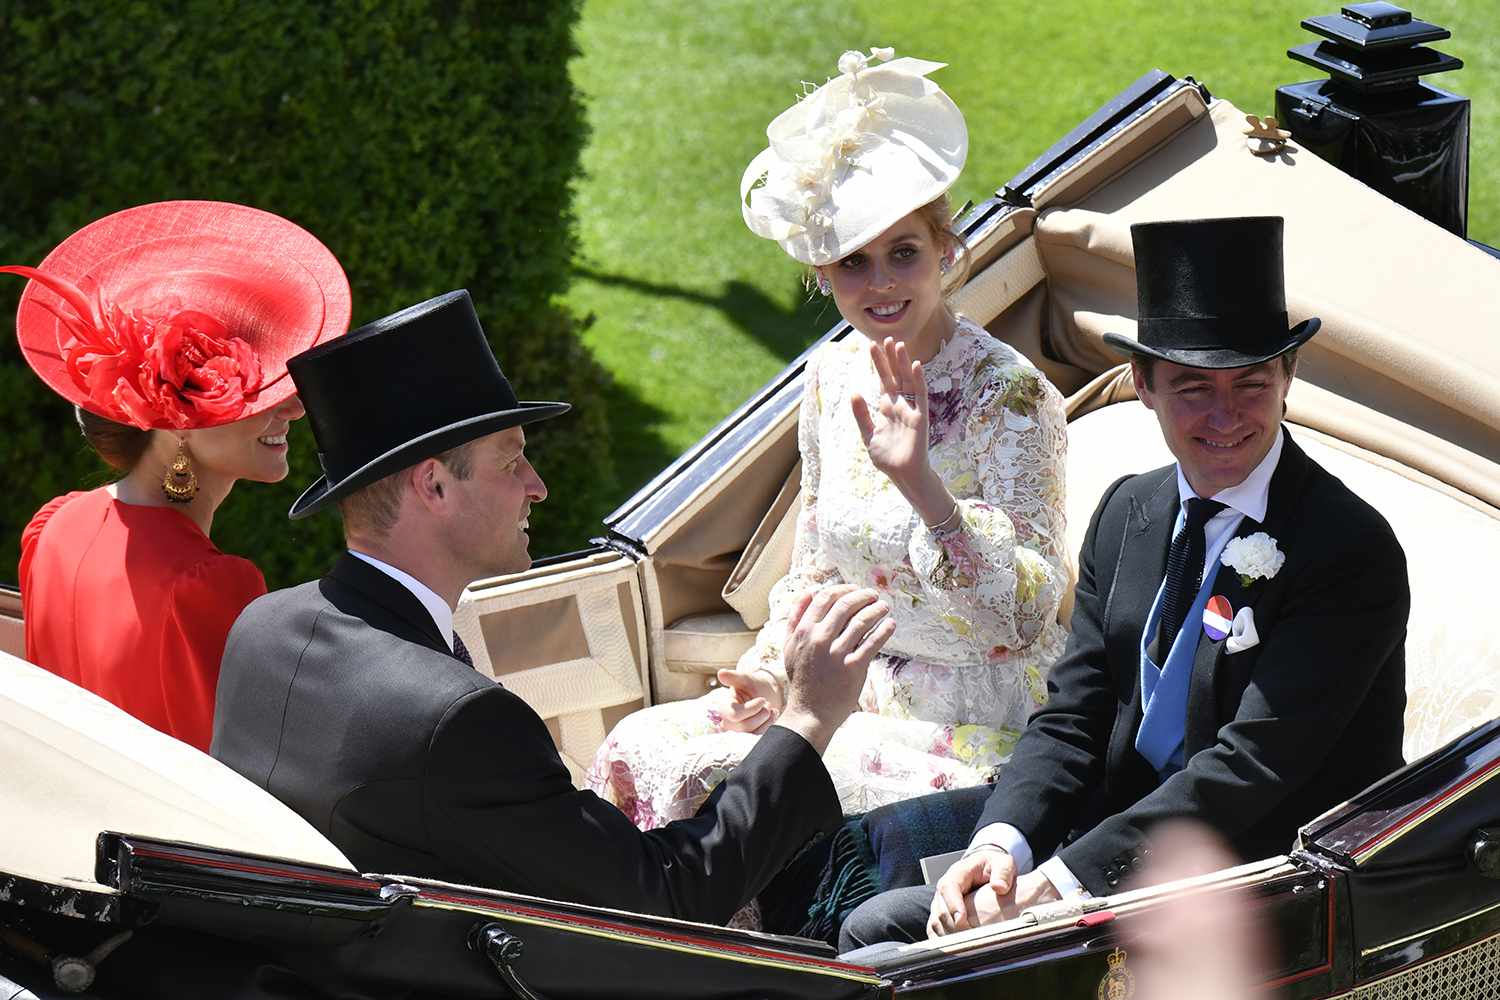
left=285, top=290, right=570, bottom=519
left=1102, top=216, right=1320, bottom=369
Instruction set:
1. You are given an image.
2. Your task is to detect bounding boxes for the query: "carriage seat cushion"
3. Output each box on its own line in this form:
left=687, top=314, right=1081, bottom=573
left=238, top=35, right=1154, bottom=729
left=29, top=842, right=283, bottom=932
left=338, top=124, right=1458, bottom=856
left=663, top=612, right=757, bottom=675
left=1065, top=402, right=1500, bottom=762
left=657, top=612, right=758, bottom=704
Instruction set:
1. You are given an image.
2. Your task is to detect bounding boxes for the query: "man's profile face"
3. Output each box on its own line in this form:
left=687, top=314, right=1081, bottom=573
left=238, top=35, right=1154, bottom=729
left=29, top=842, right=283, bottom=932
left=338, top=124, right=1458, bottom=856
left=442, top=426, right=548, bottom=579
left=1134, top=358, right=1292, bottom=498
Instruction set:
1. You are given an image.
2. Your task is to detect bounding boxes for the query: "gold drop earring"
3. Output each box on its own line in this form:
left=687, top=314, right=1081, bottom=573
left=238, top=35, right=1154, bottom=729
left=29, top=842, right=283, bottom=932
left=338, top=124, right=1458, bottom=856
left=161, top=439, right=198, bottom=503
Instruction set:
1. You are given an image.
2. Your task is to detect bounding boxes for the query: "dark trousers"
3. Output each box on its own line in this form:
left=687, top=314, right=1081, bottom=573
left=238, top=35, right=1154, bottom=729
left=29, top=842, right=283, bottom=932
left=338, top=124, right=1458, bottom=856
left=839, top=885, right=937, bottom=952
left=831, top=784, right=990, bottom=952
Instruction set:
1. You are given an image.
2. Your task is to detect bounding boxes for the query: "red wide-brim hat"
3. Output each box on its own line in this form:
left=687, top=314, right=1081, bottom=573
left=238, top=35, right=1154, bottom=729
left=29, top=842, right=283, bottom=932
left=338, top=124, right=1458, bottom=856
left=3, top=200, right=351, bottom=430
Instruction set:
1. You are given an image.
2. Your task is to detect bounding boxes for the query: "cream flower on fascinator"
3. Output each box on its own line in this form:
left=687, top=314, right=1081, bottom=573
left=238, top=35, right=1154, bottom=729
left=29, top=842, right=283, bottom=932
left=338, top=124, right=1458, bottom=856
left=740, top=47, right=968, bottom=266
left=837, top=47, right=886, bottom=76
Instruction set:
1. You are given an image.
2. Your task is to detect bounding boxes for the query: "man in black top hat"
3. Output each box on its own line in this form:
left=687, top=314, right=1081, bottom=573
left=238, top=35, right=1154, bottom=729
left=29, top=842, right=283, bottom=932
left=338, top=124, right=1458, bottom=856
left=839, top=217, right=1408, bottom=948
left=211, top=290, right=896, bottom=924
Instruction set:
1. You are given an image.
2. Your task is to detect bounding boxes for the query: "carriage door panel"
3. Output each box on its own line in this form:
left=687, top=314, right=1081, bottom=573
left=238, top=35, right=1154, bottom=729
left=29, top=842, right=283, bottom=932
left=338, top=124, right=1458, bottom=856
left=455, top=550, right=648, bottom=786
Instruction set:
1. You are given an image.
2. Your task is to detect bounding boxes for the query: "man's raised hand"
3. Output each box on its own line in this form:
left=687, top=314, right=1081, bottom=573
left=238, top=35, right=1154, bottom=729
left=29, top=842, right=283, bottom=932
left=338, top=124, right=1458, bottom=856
left=774, top=585, right=894, bottom=754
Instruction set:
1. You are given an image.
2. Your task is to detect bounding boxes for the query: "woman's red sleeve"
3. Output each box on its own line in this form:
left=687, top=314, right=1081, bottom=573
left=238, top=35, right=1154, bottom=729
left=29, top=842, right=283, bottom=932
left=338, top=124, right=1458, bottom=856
left=159, top=555, right=267, bottom=752
left=18, top=493, right=84, bottom=587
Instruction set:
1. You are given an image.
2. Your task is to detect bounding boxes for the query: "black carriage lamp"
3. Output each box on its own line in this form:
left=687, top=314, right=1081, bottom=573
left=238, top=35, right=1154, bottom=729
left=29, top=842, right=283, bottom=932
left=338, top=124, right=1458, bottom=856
left=1274, top=2, right=1469, bottom=237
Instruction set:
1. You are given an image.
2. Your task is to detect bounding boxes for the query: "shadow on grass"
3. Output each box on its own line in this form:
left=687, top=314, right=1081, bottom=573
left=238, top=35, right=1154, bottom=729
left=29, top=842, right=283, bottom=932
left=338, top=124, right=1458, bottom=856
left=573, top=265, right=838, bottom=362
left=569, top=265, right=841, bottom=533
left=592, top=370, right=678, bottom=516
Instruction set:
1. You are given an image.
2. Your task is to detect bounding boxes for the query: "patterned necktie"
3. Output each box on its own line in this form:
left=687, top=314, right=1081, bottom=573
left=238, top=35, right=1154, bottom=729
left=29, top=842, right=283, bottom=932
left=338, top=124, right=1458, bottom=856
left=452, top=631, right=475, bottom=668
left=1157, top=497, right=1228, bottom=656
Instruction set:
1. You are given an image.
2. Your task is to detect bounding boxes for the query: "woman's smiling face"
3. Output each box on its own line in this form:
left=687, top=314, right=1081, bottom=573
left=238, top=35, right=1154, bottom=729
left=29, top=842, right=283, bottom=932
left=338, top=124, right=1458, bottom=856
left=820, top=210, right=950, bottom=352
left=182, top=393, right=306, bottom=485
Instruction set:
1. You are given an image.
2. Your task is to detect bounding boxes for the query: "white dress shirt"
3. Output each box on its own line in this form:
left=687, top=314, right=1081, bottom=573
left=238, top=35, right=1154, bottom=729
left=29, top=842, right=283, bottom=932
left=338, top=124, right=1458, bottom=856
left=966, top=429, right=1285, bottom=898
left=347, top=550, right=455, bottom=652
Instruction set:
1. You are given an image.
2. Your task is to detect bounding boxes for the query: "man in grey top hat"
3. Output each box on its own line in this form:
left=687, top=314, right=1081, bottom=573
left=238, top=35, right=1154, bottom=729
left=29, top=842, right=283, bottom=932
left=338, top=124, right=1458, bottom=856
left=839, top=217, right=1407, bottom=948
left=212, top=290, right=896, bottom=924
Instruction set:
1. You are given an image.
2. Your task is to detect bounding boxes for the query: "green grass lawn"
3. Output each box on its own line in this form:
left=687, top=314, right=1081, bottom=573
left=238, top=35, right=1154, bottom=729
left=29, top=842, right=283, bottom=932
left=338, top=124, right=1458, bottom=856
left=563, top=0, right=1497, bottom=532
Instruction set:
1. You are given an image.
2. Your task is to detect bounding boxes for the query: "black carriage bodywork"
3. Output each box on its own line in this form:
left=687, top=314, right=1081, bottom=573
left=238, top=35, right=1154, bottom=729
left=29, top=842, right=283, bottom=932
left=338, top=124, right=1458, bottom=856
left=1, top=717, right=1495, bottom=998
left=861, top=718, right=1500, bottom=999
left=0, top=837, right=886, bottom=999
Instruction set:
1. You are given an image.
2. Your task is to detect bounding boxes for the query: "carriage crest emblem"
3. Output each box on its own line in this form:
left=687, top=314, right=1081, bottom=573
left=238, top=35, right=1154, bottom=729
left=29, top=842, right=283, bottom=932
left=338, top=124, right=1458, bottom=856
left=1097, top=946, right=1136, bottom=1000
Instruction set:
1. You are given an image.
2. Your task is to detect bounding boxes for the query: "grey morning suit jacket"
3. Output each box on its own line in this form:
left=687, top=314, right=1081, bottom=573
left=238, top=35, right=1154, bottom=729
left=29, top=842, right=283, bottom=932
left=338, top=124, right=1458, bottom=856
left=212, top=552, right=839, bottom=924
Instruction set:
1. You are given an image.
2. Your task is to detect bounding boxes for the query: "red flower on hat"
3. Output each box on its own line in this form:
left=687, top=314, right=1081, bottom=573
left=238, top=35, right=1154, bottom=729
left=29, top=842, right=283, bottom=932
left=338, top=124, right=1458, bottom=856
left=1, top=265, right=262, bottom=429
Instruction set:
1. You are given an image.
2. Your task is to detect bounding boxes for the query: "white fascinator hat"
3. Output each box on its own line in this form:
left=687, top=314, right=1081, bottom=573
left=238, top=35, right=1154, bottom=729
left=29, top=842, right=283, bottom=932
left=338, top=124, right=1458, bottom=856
left=740, top=47, right=969, bottom=266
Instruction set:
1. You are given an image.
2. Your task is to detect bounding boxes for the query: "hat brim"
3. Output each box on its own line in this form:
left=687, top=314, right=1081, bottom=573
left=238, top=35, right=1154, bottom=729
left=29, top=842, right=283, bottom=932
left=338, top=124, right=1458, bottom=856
left=740, top=58, right=968, bottom=267
left=288, top=400, right=570, bottom=520
left=13, top=201, right=351, bottom=428
left=1101, top=317, right=1321, bottom=370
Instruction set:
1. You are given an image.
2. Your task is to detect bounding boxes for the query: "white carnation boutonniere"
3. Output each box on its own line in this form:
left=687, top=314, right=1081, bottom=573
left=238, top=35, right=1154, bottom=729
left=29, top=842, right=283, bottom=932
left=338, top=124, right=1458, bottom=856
left=1220, top=532, right=1285, bottom=588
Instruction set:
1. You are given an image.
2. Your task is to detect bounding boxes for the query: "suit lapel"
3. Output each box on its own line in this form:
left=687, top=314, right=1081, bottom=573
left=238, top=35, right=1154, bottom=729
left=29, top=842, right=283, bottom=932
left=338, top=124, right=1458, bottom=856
left=1184, top=522, right=1256, bottom=752
left=1111, top=470, right=1179, bottom=724
left=325, top=552, right=452, bottom=656
left=1184, top=434, right=1313, bottom=752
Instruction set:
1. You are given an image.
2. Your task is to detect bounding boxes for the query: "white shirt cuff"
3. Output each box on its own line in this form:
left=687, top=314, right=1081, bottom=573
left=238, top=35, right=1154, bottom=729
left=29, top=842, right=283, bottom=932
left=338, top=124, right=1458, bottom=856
left=1038, top=856, right=1091, bottom=899
left=966, top=822, right=1034, bottom=875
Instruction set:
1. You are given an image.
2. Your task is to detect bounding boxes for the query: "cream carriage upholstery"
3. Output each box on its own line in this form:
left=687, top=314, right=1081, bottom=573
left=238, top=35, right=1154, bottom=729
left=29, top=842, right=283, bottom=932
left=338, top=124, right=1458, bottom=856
left=0, top=650, right=354, bottom=892
left=1, top=590, right=22, bottom=661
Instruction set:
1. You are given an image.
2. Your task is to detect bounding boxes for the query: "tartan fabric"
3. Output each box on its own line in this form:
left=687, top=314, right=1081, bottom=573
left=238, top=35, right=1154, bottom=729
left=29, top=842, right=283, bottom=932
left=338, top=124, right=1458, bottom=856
left=798, top=784, right=992, bottom=942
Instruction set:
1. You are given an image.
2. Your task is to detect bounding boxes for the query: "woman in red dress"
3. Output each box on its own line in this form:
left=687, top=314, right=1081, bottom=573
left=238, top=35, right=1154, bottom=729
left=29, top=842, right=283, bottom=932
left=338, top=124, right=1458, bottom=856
left=5, top=201, right=351, bottom=751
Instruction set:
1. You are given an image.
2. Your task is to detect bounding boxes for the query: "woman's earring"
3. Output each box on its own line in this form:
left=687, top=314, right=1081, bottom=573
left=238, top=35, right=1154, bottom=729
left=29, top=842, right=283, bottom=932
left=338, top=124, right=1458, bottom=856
left=938, top=255, right=953, bottom=275
left=816, top=273, right=832, bottom=297
left=162, top=440, right=198, bottom=503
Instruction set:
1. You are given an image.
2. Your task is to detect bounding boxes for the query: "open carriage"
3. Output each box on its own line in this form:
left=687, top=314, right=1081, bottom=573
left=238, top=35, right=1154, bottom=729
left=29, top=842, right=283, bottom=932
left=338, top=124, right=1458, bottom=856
left=2, top=70, right=1498, bottom=998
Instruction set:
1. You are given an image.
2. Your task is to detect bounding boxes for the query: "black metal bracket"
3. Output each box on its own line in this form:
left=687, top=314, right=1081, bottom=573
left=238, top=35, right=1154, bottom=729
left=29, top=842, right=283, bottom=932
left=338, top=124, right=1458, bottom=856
left=1180, top=74, right=1214, bottom=103
left=1468, top=827, right=1500, bottom=879
left=997, top=186, right=1033, bottom=209
left=470, top=922, right=548, bottom=1000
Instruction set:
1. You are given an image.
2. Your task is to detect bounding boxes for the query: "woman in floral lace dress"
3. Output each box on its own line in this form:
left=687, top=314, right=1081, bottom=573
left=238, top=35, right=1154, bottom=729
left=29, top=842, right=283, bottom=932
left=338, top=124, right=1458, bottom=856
left=590, top=49, right=1070, bottom=825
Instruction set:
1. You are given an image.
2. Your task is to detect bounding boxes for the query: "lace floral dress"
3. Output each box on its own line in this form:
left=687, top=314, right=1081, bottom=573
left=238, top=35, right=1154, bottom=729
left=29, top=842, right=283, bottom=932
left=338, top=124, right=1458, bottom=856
left=589, top=319, right=1070, bottom=823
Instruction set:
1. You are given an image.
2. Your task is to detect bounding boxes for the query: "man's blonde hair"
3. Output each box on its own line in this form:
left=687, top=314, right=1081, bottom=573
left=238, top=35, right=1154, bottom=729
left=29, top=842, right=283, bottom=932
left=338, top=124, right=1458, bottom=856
left=337, top=440, right=479, bottom=540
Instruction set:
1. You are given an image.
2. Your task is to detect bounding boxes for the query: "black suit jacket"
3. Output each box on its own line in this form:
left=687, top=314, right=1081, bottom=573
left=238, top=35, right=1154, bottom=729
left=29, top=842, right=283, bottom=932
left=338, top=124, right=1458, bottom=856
left=211, top=553, right=840, bottom=924
left=978, top=433, right=1408, bottom=894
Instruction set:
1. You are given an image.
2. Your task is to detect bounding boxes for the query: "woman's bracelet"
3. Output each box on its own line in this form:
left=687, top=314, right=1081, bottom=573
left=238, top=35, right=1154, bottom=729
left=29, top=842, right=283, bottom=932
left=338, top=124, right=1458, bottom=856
left=925, top=501, right=962, bottom=534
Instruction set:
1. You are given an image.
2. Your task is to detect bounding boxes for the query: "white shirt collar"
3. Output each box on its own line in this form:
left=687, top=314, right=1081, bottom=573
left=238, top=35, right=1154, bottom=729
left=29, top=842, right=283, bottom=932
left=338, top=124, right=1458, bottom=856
left=1174, top=425, right=1284, bottom=523
left=347, top=550, right=454, bottom=651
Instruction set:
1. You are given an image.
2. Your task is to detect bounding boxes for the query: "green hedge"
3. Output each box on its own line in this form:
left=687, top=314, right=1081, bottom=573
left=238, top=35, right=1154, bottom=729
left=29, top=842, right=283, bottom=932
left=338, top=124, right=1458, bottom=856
left=0, top=0, right=615, bottom=590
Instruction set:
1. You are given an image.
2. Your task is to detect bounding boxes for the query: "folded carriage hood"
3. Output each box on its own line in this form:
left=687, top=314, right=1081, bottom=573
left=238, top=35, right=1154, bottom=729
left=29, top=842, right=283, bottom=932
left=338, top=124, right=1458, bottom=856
left=0, top=651, right=353, bottom=895
left=1031, top=98, right=1500, bottom=469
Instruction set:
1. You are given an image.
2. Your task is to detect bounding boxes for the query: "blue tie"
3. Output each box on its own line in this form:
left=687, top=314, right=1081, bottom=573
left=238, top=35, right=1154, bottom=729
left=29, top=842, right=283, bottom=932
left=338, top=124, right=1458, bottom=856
left=452, top=631, right=475, bottom=668
left=1157, top=498, right=1227, bottom=656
